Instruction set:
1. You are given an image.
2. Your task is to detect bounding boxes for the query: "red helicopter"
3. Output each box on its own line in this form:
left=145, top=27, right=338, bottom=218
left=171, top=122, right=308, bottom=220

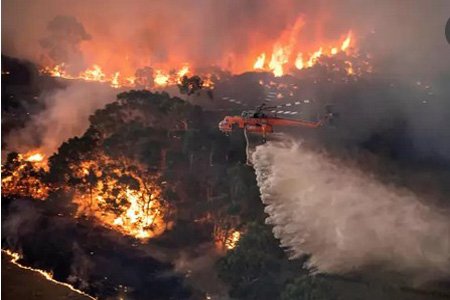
left=218, top=103, right=334, bottom=140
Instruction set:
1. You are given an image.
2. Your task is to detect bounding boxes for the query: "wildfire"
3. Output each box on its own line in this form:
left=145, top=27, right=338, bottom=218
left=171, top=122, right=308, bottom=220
left=152, top=65, right=192, bottom=87
left=1, top=151, right=49, bottom=200
left=268, top=45, right=291, bottom=77
left=2, top=249, right=96, bottom=300
left=153, top=70, right=170, bottom=86
left=225, top=230, right=241, bottom=250
left=32, top=11, right=371, bottom=89
left=214, top=226, right=242, bottom=250
left=80, top=64, right=106, bottom=82
left=39, top=19, right=360, bottom=86
left=306, top=47, right=323, bottom=68
left=41, top=63, right=192, bottom=89
left=41, top=63, right=67, bottom=77
left=25, top=152, right=45, bottom=163
left=253, top=53, right=266, bottom=69
left=71, top=154, right=170, bottom=240
left=294, top=53, right=304, bottom=70
left=2, top=149, right=170, bottom=240
left=254, top=30, right=354, bottom=76
left=111, top=72, right=120, bottom=88
left=177, top=65, right=190, bottom=79
left=202, top=74, right=216, bottom=89
left=341, top=32, right=352, bottom=51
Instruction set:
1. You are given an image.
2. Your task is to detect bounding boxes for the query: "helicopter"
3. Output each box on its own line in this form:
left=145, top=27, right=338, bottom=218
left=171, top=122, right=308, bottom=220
left=218, top=103, right=335, bottom=140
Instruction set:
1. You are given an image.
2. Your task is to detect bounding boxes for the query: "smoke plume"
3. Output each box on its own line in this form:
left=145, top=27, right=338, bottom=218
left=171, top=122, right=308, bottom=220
left=253, top=138, right=450, bottom=282
left=39, top=15, right=91, bottom=72
left=6, top=81, right=115, bottom=155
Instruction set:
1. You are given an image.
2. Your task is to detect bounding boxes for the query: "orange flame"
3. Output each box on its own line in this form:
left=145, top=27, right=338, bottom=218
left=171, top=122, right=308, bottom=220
left=25, top=152, right=45, bottom=163
left=2, top=150, right=169, bottom=240
left=306, top=47, right=323, bottom=68
left=214, top=225, right=242, bottom=251
left=154, top=70, right=170, bottom=86
left=39, top=18, right=359, bottom=85
left=268, top=44, right=290, bottom=77
left=1, top=150, right=49, bottom=200
left=177, top=65, right=190, bottom=79
left=253, top=26, right=356, bottom=75
left=71, top=155, right=169, bottom=240
left=111, top=72, right=120, bottom=88
left=253, top=53, right=266, bottom=69
left=225, top=230, right=241, bottom=250
left=80, top=64, right=106, bottom=82
left=341, top=31, right=352, bottom=52
left=294, top=53, right=304, bottom=70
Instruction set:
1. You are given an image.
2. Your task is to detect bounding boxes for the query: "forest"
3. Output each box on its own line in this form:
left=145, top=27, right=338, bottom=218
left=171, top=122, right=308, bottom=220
left=2, top=54, right=450, bottom=300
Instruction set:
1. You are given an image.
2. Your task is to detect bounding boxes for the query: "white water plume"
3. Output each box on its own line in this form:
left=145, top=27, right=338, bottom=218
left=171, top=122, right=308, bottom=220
left=252, top=138, right=450, bottom=281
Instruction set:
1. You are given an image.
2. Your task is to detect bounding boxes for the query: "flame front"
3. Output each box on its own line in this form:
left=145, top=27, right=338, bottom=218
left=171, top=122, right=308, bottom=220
left=253, top=27, right=355, bottom=75
left=38, top=16, right=361, bottom=86
left=41, top=62, right=192, bottom=89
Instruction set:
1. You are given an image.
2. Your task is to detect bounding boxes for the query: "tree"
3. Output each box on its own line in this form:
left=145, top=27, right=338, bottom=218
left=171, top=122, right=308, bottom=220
left=216, top=222, right=287, bottom=300
left=281, top=275, right=336, bottom=300
left=177, top=75, right=203, bottom=95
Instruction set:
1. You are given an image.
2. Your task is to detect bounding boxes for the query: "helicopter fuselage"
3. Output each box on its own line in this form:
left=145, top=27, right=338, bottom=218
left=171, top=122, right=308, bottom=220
left=218, top=114, right=325, bottom=136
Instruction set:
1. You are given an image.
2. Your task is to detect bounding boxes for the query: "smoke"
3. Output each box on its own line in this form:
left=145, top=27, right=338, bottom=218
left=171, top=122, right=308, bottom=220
left=2, top=199, right=42, bottom=250
left=5, top=81, right=116, bottom=155
left=39, top=15, right=91, bottom=72
left=173, top=245, right=231, bottom=299
left=67, top=243, right=93, bottom=290
left=253, top=138, right=450, bottom=282
left=2, top=0, right=449, bottom=75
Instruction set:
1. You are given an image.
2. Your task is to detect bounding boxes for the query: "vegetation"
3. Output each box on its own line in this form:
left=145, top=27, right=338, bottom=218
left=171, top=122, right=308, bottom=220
left=6, top=60, right=447, bottom=298
left=1, top=87, right=343, bottom=298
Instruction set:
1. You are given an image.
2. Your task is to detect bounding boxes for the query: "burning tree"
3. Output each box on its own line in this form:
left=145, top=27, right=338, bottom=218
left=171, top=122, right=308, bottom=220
left=42, top=91, right=205, bottom=239
left=45, top=116, right=177, bottom=239
left=1, top=151, right=50, bottom=200
left=69, top=152, right=172, bottom=239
